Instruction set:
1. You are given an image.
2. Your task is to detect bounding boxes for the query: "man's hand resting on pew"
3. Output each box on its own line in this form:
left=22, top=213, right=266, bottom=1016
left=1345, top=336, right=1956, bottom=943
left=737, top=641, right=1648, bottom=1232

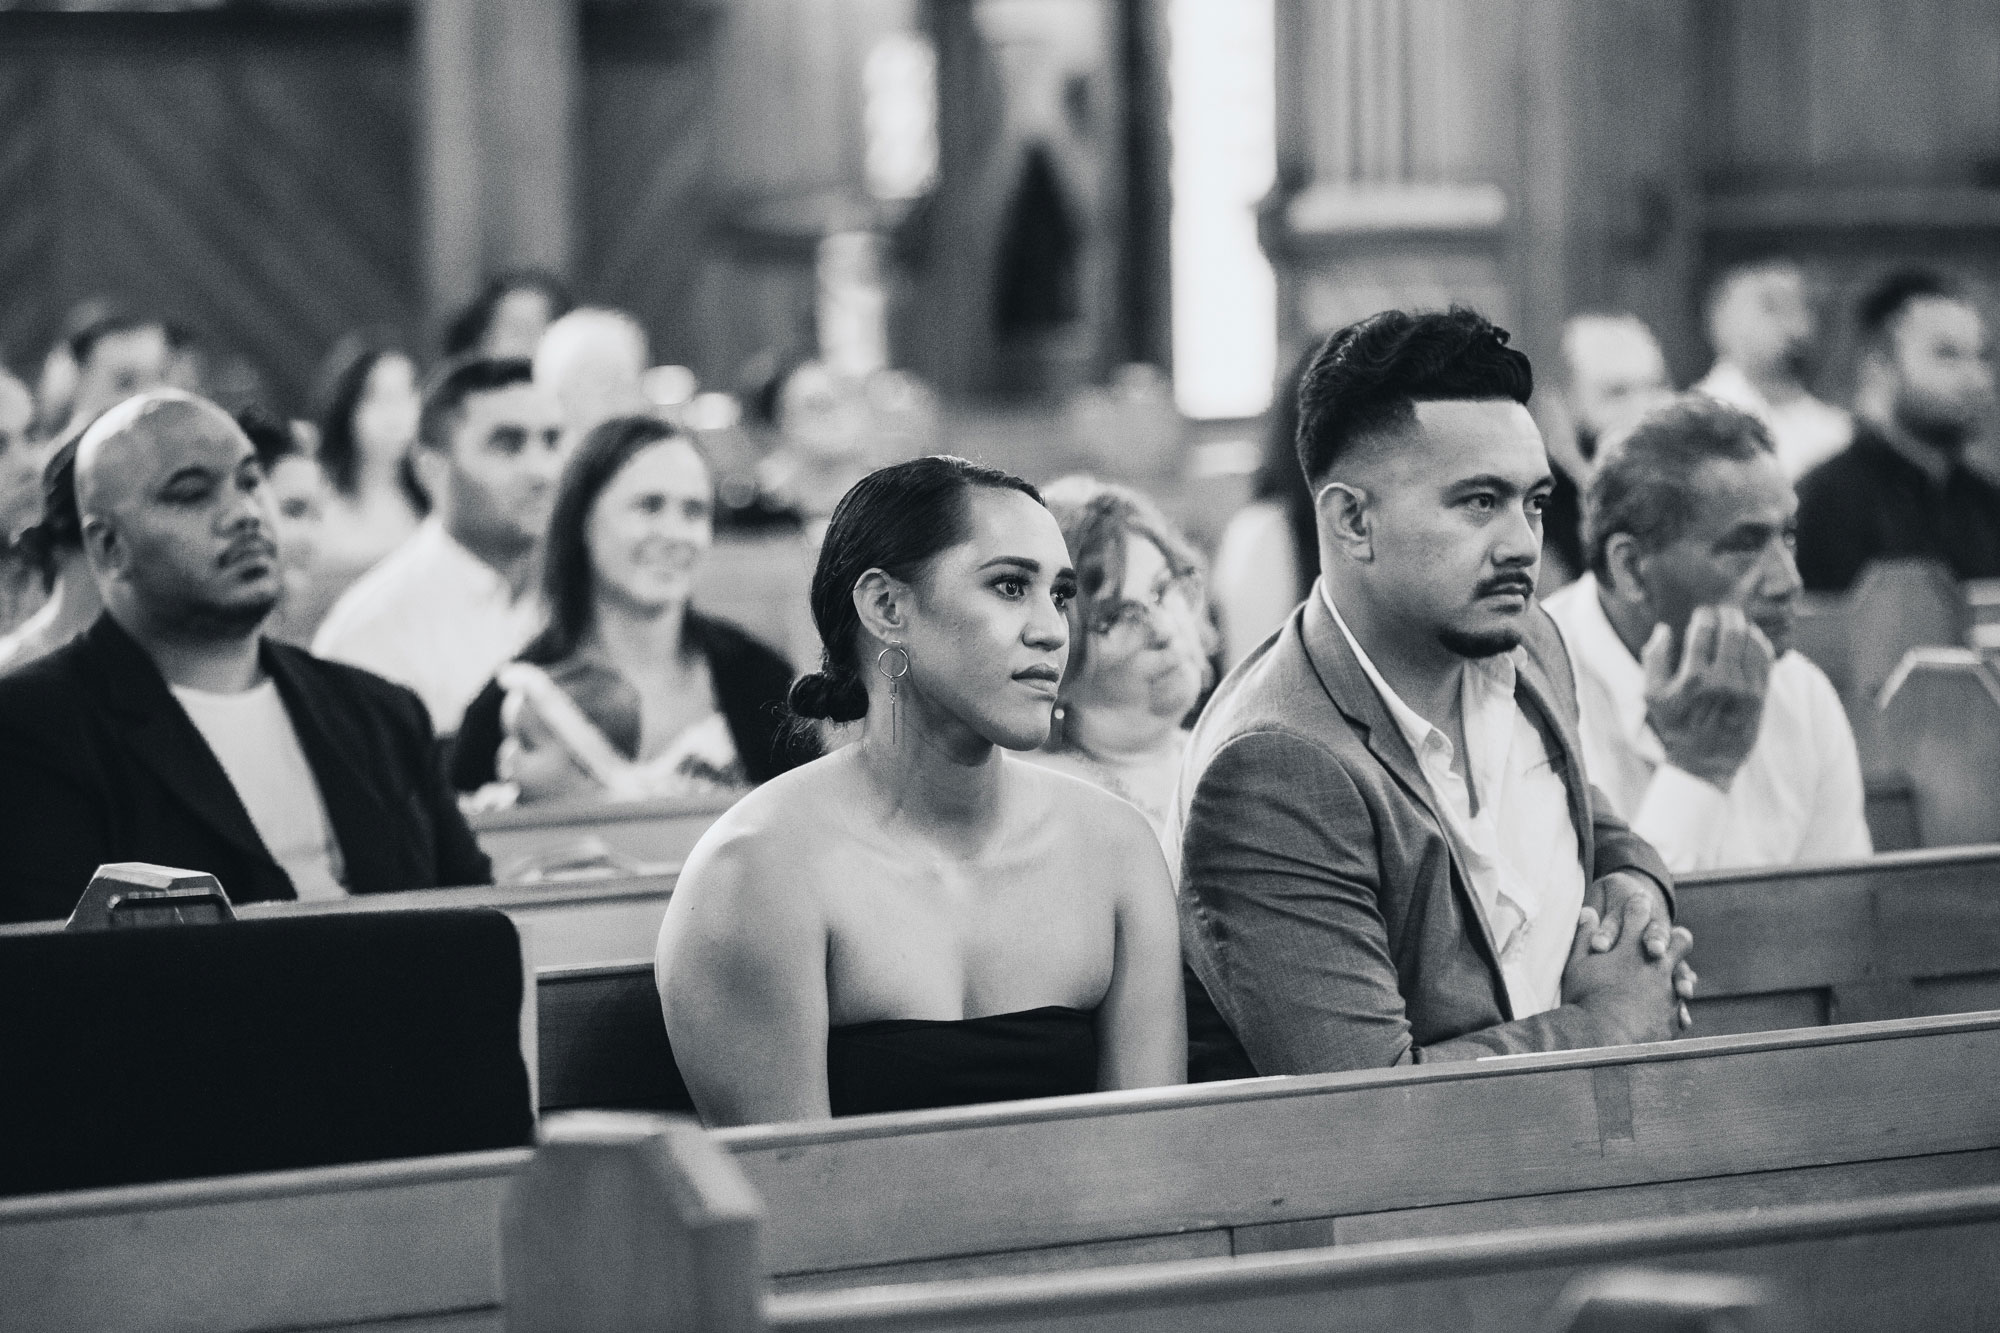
left=1561, top=882, right=1696, bottom=1046
left=1588, top=871, right=1698, bottom=1030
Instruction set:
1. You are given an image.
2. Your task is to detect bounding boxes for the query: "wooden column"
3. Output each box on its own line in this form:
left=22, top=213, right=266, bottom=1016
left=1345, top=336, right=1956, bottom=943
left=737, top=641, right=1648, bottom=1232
left=417, top=0, right=580, bottom=335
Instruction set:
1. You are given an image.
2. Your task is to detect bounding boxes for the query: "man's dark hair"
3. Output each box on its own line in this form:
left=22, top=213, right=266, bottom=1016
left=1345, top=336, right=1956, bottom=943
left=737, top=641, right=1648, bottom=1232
left=67, top=313, right=167, bottom=367
left=1584, top=396, right=1775, bottom=584
left=441, top=269, right=573, bottom=359
left=1294, top=307, right=1534, bottom=484
left=1857, top=269, right=1961, bottom=350
left=233, top=405, right=302, bottom=473
left=416, top=355, right=535, bottom=453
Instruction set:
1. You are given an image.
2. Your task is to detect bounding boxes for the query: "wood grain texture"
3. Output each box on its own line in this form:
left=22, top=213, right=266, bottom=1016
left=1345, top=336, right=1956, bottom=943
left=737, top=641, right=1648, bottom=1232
left=721, top=1012, right=2000, bottom=1277
left=764, top=1184, right=2000, bottom=1333
left=0, top=1150, right=525, bottom=1333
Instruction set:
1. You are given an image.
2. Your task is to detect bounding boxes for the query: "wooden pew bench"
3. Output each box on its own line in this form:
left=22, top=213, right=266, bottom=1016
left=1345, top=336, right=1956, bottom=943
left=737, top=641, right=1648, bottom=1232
left=11, top=1012, right=2000, bottom=1331
left=467, top=791, right=735, bottom=883
left=512, top=1116, right=2000, bottom=1333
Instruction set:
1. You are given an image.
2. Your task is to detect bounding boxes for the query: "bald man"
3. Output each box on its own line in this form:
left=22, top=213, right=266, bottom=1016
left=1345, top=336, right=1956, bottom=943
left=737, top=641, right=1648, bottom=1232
left=0, top=390, right=489, bottom=924
left=1542, top=315, right=1674, bottom=585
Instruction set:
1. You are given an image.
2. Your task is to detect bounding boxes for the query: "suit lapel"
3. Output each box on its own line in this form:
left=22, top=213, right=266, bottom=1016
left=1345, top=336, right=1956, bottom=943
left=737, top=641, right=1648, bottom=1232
left=82, top=617, right=273, bottom=869
left=1514, top=627, right=1599, bottom=882
left=264, top=644, right=405, bottom=893
left=1296, top=591, right=1509, bottom=984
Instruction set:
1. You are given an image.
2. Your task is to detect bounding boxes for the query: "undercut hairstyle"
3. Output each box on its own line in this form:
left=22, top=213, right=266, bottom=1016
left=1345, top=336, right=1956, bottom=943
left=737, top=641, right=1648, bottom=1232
left=1857, top=269, right=1960, bottom=351
left=526, top=414, right=712, bottom=667
left=789, top=455, right=1043, bottom=724
left=442, top=269, right=573, bottom=359
left=415, top=355, right=535, bottom=453
left=1294, top=307, right=1534, bottom=484
left=1584, top=396, right=1776, bottom=584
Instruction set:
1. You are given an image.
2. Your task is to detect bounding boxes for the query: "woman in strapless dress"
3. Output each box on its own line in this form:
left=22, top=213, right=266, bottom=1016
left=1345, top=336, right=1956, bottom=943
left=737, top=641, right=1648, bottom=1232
left=655, top=455, right=1185, bottom=1126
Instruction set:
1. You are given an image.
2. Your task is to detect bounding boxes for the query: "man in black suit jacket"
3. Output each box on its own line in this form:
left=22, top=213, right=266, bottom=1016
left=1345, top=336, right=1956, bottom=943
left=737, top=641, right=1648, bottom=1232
left=0, top=390, right=490, bottom=924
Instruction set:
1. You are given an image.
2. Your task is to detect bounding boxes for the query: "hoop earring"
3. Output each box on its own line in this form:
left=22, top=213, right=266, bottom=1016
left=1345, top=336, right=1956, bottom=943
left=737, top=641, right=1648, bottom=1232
left=877, top=644, right=910, bottom=746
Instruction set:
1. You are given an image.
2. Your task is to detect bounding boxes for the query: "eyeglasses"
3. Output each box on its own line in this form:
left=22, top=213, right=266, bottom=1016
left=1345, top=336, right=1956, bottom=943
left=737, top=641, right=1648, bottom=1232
left=1086, top=571, right=1203, bottom=646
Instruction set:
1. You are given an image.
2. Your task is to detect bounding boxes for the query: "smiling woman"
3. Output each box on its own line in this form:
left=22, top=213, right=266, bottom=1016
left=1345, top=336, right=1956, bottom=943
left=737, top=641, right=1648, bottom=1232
left=654, top=455, right=1186, bottom=1126
left=448, top=415, right=815, bottom=805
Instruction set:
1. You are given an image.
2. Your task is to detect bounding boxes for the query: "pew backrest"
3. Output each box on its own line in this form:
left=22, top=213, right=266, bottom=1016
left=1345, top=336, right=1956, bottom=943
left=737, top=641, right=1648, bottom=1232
left=716, top=1010, right=2000, bottom=1287
left=469, top=793, right=733, bottom=884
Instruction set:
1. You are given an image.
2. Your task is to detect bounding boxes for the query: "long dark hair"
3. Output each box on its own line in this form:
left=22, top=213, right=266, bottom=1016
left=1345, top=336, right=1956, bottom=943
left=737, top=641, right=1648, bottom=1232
left=523, top=414, right=712, bottom=667
left=788, top=455, right=1043, bottom=723
left=312, top=336, right=428, bottom=511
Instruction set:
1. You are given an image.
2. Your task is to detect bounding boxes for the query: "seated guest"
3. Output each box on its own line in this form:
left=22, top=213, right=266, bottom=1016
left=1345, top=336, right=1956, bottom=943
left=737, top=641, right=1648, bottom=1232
left=1174, top=309, right=1693, bottom=1077
left=0, top=366, right=43, bottom=636
left=313, top=357, right=567, bottom=735
left=533, top=307, right=654, bottom=442
left=451, top=415, right=813, bottom=803
left=311, top=337, right=427, bottom=579
left=0, top=390, right=489, bottom=924
left=1695, top=260, right=1851, bottom=481
left=1025, top=476, right=1211, bottom=844
left=1213, top=345, right=1319, bottom=666
left=234, top=407, right=332, bottom=647
left=443, top=269, right=573, bottom=361
left=1544, top=398, right=1869, bottom=872
left=656, top=456, right=1184, bottom=1125
left=1540, top=314, right=1673, bottom=587
left=0, top=436, right=100, bottom=674
left=1796, top=270, right=2000, bottom=592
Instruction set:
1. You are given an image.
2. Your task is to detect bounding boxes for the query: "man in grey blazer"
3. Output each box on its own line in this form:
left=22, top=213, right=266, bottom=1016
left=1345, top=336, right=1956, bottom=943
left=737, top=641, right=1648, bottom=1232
left=1174, top=308, right=1695, bottom=1076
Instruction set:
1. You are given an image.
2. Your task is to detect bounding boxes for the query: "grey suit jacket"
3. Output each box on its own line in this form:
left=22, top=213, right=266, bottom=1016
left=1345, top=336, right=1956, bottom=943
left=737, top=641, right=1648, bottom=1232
left=1174, top=588, right=1673, bottom=1074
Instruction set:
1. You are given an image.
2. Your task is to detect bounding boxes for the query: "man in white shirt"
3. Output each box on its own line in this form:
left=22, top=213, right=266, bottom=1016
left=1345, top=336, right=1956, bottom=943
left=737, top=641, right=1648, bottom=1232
left=0, top=390, right=488, bottom=923
left=1175, top=308, right=1693, bottom=1077
left=1694, top=261, right=1851, bottom=480
left=1544, top=396, right=1869, bottom=873
left=314, top=356, right=567, bottom=734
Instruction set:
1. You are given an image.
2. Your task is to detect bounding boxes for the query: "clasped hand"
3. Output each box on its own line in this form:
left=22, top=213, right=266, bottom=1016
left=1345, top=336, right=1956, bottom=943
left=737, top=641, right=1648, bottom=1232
left=1642, top=605, right=1774, bottom=790
left=1561, top=871, right=1697, bottom=1044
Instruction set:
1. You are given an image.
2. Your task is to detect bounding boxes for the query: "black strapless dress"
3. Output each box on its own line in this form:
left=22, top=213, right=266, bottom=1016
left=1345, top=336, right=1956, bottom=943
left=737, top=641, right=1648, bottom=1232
left=826, top=1006, right=1099, bottom=1117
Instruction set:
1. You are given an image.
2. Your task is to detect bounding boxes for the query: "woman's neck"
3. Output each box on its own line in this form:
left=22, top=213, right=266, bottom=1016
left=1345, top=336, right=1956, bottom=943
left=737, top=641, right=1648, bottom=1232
left=1061, top=702, right=1180, bottom=766
left=851, top=696, right=1007, bottom=845
left=585, top=596, right=690, bottom=677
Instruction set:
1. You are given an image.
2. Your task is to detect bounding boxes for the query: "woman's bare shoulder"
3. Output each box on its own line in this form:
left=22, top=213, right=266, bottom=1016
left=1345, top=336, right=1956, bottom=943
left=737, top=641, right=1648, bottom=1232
left=1005, top=757, right=1165, bottom=867
left=676, top=752, right=848, bottom=895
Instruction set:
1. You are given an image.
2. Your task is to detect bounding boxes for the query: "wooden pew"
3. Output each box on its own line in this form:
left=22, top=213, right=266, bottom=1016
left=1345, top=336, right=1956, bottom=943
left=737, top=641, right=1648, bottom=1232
left=468, top=791, right=735, bottom=883
left=1875, top=648, right=2000, bottom=848
left=12, top=1013, right=2000, bottom=1331
left=714, top=1011, right=2000, bottom=1289
left=510, top=1115, right=2000, bottom=1333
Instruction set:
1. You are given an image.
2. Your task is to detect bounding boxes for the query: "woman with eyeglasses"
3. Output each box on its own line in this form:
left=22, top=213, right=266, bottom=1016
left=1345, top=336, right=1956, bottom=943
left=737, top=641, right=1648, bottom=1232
left=655, top=456, right=1184, bottom=1126
left=1026, top=477, right=1214, bottom=845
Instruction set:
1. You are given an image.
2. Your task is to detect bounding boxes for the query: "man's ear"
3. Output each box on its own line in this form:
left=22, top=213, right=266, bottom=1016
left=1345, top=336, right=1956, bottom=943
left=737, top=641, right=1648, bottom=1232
left=1601, top=532, right=1651, bottom=606
left=409, top=447, right=450, bottom=510
left=80, top=515, right=122, bottom=581
left=1315, top=481, right=1373, bottom=563
left=851, top=568, right=910, bottom=645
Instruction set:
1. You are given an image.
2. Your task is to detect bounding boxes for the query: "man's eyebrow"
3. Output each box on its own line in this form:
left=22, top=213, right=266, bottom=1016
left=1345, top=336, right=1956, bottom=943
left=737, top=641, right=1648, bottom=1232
left=1444, top=473, right=1550, bottom=496
left=158, top=465, right=216, bottom=488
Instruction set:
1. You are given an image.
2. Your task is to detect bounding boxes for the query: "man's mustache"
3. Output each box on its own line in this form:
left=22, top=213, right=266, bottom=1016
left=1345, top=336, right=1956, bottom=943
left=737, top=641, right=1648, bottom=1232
left=1475, top=571, right=1536, bottom=598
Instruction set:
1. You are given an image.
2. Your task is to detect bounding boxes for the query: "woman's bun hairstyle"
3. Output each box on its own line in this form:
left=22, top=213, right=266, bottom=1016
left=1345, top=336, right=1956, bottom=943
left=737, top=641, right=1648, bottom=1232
left=788, top=455, right=1043, bottom=728
left=786, top=669, right=869, bottom=723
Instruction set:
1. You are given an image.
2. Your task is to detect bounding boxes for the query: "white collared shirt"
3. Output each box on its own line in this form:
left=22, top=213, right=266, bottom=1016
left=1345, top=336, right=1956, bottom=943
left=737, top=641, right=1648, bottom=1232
left=1321, top=586, right=1585, bottom=1018
left=312, top=518, right=544, bottom=734
left=1695, top=361, right=1852, bottom=481
left=1543, top=576, right=1871, bottom=873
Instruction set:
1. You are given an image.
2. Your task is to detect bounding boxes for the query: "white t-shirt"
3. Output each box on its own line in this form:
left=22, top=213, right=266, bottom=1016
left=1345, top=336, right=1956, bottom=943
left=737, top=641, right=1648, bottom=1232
left=170, top=680, right=348, bottom=901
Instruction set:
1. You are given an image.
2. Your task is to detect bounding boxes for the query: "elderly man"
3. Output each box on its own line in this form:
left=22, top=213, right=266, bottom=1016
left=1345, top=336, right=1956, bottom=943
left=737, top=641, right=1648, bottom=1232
left=314, top=356, right=568, bottom=734
left=1544, top=397, right=1868, bottom=873
left=1795, top=269, right=2000, bottom=592
left=1694, top=261, right=1850, bottom=481
left=0, top=390, right=489, bottom=924
left=1541, top=314, right=1674, bottom=585
left=1173, top=308, right=1692, bottom=1077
